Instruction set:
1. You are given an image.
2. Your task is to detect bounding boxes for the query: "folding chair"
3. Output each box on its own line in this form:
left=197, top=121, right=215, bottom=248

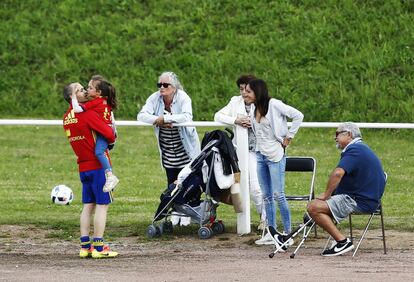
left=268, top=157, right=318, bottom=259
left=348, top=172, right=388, bottom=257
left=285, top=156, right=317, bottom=237
left=285, top=156, right=316, bottom=202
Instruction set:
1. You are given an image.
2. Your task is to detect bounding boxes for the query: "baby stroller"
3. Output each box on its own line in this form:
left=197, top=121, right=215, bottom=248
left=146, top=129, right=240, bottom=239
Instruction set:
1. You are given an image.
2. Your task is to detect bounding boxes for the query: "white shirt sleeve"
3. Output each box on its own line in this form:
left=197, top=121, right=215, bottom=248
left=137, top=93, right=159, bottom=124
left=214, top=97, right=238, bottom=125
left=272, top=99, right=304, bottom=139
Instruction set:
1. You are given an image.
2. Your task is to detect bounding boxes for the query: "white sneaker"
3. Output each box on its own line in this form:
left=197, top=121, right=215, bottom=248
left=171, top=212, right=180, bottom=226
left=103, top=173, right=119, bottom=192
left=255, top=232, right=274, bottom=245
left=180, top=216, right=191, bottom=226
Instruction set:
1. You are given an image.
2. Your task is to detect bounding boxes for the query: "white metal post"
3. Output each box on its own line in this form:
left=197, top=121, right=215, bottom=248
left=235, top=125, right=251, bottom=234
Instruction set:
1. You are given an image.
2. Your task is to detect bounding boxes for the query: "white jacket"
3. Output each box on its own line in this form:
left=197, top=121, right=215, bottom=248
left=251, top=98, right=304, bottom=142
left=137, top=89, right=201, bottom=161
left=214, top=95, right=247, bottom=125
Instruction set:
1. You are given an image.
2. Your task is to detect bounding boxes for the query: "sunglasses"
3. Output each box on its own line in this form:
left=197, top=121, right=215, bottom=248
left=157, top=82, right=171, bottom=88
left=335, top=130, right=348, bottom=137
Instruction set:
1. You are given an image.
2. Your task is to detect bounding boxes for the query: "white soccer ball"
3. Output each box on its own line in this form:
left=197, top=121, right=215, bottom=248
left=51, top=185, right=74, bottom=205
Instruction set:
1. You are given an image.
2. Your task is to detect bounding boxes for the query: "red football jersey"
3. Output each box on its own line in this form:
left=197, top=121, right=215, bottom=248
left=81, top=97, right=113, bottom=125
left=63, top=108, right=116, bottom=172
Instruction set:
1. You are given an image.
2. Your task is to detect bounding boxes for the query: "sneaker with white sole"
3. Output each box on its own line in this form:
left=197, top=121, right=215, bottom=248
left=274, top=234, right=289, bottom=251
left=280, top=232, right=294, bottom=246
left=103, top=172, right=119, bottom=192
left=267, top=227, right=287, bottom=252
left=255, top=232, right=274, bottom=245
left=321, top=238, right=354, bottom=257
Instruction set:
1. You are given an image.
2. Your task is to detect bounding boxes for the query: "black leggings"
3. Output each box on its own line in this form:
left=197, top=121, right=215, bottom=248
left=165, top=167, right=182, bottom=187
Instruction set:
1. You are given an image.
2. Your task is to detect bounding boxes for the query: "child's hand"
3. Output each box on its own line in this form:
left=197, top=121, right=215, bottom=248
left=108, top=143, right=115, bottom=150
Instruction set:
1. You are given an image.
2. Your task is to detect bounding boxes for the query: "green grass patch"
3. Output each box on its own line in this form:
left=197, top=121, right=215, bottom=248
left=0, top=126, right=413, bottom=241
left=0, top=1, right=413, bottom=122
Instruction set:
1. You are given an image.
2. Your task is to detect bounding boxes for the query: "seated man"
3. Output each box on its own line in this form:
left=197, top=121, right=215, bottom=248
left=307, top=122, right=386, bottom=257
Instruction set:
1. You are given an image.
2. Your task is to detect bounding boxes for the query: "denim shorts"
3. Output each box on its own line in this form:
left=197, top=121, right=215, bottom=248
left=326, top=194, right=359, bottom=223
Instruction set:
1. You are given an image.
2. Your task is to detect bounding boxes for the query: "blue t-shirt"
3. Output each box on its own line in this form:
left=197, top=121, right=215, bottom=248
left=336, top=142, right=385, bottom=212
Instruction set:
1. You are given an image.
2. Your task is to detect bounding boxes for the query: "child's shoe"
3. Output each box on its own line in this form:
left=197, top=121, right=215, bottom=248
left=103, top=172, right=119, bottom=192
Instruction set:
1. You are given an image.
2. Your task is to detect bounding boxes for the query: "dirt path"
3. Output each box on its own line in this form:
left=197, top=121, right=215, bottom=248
left=0, top=225, right=413, bottom=281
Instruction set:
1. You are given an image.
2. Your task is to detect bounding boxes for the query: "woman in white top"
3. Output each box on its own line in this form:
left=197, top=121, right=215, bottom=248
left=137, top=72, right=200, bottom=186
left=214, top=74, right=265, bottom=227
left=245, top=79, right=303, bottom=244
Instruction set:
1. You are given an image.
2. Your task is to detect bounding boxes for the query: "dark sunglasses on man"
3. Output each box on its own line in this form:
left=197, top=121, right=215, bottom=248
left=335, top=130, right=348, bottom=137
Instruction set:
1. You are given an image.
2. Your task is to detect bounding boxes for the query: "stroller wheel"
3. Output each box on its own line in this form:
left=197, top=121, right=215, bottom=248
left=146, top=225, right=158, bottom=238
left=162, top=221, right=173, bottom=234
left=156, top=226, right=162, bottom=236
left=198, top=226, right=212, bottom=239
left=212, top=221, right=225, bottom=234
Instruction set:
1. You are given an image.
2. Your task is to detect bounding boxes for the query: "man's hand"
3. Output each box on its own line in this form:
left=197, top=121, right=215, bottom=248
left=316, top=192, right=330, bottom=201
left=317, top=167, right=345, bottom=201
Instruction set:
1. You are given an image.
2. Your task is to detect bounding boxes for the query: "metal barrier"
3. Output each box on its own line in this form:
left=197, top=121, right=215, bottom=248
left=1, top=119, right=413, bottom=234
left=1, top=119, right=414, bottom=128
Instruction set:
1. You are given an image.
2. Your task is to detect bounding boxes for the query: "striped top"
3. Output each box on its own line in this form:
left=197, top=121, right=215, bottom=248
left=159, top=126, right=191, bottom=169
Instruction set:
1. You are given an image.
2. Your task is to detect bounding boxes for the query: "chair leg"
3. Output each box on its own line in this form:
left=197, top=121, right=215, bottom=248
left=352, top=213, right=375, bottom=257
left=379, top=207, right=387, bottom=254
left=290, top=222, right=316, bottom=258
left=323, top=235, right=332, bottom=252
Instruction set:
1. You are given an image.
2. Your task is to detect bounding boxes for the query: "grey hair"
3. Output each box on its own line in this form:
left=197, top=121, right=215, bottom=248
left=337, top=122, right=362, bottom=139
left=159, top=71, right=183, bottom=90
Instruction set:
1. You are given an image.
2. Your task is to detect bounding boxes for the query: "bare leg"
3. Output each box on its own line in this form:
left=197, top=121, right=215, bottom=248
left=307, top=199, right=346, bottom=242
left=93, top=204, right=109, bottom=238
left=80, top=203, right=95, bottom=237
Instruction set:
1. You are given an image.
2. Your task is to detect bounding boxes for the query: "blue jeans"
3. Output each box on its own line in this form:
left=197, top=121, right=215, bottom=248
left=256, top=153, right=291, bottom=233
left=95, top=134, right=111, bottom=172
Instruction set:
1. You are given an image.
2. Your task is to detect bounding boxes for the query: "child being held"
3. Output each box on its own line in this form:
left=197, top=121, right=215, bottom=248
left=71, top=75, right=119, bottom=192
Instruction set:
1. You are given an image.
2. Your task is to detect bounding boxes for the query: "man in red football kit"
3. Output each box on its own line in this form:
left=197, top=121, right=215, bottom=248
left=63, top=82, right=118, bottom=259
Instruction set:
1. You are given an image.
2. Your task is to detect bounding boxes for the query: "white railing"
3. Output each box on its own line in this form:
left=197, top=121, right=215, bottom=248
left=1, top=119, right=413, bottom=234
left=1, top=119, right=414, bottom=128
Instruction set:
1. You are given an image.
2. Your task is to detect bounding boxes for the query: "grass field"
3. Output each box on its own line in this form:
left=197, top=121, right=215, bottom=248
left=0, top=125, right=413, bottom=241
left=1, top=1, right=413, bottom=122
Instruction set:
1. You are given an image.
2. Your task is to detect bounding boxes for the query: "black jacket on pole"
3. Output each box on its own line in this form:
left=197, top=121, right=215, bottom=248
left=201, top=129, right=240, bottom=175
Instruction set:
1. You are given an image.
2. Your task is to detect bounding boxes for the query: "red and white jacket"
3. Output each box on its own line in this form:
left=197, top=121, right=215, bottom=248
left=63, top=107, right=116, bottom=172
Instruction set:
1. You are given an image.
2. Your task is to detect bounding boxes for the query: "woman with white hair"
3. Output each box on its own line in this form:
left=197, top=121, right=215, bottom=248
left=138, top=72, right=200, bottom=186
